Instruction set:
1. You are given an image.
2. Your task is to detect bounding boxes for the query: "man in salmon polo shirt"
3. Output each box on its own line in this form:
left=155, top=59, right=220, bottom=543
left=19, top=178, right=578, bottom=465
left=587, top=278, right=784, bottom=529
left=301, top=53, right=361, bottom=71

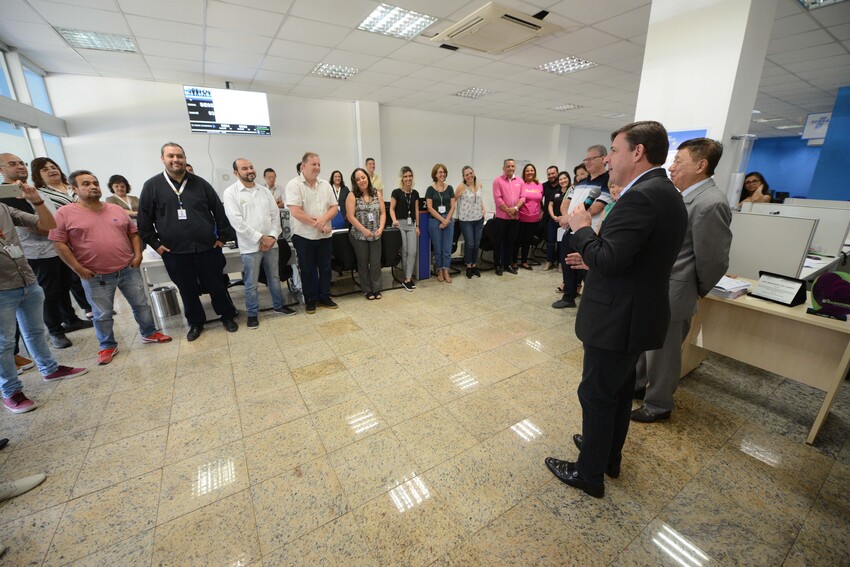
left=50, top=171, right=172, bottom=366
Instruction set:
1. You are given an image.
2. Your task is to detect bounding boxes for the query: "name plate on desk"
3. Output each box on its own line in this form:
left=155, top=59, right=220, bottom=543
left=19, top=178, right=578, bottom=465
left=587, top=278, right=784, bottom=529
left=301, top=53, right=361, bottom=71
left=749, top=271, right=806, bottom=307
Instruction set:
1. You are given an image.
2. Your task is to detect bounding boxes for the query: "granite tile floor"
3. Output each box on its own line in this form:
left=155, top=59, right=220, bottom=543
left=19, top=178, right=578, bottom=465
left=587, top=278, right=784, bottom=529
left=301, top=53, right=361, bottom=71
left=0, top=264, right=848, bottom=566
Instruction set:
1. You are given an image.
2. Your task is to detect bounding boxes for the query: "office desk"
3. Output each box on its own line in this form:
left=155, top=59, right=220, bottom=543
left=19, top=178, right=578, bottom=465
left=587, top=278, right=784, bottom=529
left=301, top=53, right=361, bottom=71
left=681, top=286, right=850, bottom=444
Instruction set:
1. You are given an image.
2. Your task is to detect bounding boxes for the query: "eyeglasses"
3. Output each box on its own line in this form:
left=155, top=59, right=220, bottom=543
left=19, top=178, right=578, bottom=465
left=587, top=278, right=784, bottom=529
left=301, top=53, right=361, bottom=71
left=744, top=179, right=760, bottom=185
left=2, top=161, right=28, bottom=168
left=582, top=155, right=603, bottom=164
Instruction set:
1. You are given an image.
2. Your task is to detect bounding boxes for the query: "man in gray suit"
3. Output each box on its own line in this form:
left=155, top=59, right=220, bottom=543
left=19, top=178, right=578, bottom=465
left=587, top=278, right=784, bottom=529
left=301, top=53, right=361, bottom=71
left=632, top=138, right=732, bottom=422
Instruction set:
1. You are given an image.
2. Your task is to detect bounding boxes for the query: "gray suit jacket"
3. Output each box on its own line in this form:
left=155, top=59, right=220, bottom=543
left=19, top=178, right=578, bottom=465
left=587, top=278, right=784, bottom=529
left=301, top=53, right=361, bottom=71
left=669, top=178, right=732, bottom=321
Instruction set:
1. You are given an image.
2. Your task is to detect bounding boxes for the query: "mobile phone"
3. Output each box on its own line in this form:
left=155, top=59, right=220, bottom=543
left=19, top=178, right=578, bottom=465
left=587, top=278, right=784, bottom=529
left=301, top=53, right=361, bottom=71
left=0, top=183, right=21, bottom=199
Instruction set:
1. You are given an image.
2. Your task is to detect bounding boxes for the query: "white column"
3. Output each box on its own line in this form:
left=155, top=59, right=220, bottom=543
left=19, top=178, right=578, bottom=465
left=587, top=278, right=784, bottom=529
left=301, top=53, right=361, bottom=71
left=635, top=0, right=778, bottom=199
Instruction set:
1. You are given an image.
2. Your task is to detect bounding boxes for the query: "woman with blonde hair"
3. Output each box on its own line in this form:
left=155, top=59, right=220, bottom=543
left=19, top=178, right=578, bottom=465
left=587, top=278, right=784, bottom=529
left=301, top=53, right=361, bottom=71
left=454, top=165, right=485, bottom=278
left=390, top=166, right=420, bottom=291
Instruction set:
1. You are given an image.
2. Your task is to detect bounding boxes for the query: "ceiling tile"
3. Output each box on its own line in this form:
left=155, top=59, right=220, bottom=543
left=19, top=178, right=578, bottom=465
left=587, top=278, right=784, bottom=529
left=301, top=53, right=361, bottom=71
left=260, top=56, right=315, bottom=74
left=5, top=0, right=44, bottom=24
left=126, top=15, right=204, bottom=44
left=321, top=49, right=380, bottom=69
left=205, top=27, right=274, bottom=54
left=219, top=0, right=293, bottom=13
left=205, top=46, right=264, bottom=67
left=810, top=2, right=850, bottom=26
left=267, top=39, right=330, bottom=62
left=276, top=16, right=348, bottom=48
left=592, top=5, right=651, bottom=40
left=334, top=30, right=407, bottom=58
left=135, top=38, right=203, bottom=61
left=548, top=0, right=649, bottom=26
left=387, top=42, right=452, bottom=65
left=252, top=68, right=303, bottom=85
left=289, top=0, right=375, bottom=27
left=144, top=55, right=203, bottom=73
left=207, top=1, right=285, bottom=37
left=768, top=29, right=835, bottom=54
left=28, top=0, right=129, bottom=33
left=118, top=0, right=203, bottom=21
left=205, top=61, right=259, bottom=80
left=539, top=26, right=620, bottom=55
left=769, top=43, right=847, bottom=65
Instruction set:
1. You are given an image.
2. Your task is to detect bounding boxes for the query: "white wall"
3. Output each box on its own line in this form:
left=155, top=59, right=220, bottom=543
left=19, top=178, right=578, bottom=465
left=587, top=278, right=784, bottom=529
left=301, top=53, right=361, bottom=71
left=46, top=75, right=358, bottom=195
left=45, top=74, right=609, bottom=207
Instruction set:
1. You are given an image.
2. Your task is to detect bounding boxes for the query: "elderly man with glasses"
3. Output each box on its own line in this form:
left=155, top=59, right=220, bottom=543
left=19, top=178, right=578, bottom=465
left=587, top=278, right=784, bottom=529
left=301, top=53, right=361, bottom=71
left=553, top=145, right=614, bottom=309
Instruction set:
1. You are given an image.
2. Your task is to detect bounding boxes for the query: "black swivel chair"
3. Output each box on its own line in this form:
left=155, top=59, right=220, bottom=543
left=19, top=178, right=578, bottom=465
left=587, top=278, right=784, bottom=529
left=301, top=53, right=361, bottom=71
left=380, top=228, right=404, bottom=289
left=330, top=230, right=362, bottom=297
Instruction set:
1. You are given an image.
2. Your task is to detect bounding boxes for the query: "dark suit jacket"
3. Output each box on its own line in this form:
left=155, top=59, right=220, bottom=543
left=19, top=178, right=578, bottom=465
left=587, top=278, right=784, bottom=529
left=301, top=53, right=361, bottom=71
left=571, top=168, right=688, bottom=354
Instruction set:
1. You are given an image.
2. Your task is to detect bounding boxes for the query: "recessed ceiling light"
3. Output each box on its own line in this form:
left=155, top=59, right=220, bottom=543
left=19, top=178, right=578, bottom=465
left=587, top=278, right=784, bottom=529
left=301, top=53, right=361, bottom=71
left=775, top=124, right=803, bottom=129
left=798, top=0, right=847, bottom=10
left=752, top=118, right=782, bottom=123
left=536, top=56, right=597, bottom=76
left=603, top=112, right=628, bottom=119
left=455, top=87, right=492, bottom=99
left=752, top=109, right=762, bottom=114
left=310, top=63, right=360, bottom=80
left=551, top=103, right=582, bottom=111
left=358, top=3, right=437, bottom=40
left=55, top=27, right=137, bottom=52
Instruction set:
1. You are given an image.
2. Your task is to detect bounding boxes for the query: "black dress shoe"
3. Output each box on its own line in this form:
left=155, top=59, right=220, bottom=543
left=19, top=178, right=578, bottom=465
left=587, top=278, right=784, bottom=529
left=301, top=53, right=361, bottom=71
left=466, top=268, right=473, bottom=279
left=544, top=457, right=604, bottom=498
left=186, top=325, right=203, bottom=342
left=630, top=406, right=671, bottom=423
left=633, top=386, right=646, bottom=400
left=571, top=435, right=620, bottom=478
left=472, top=267, right=481, bottom=277
left=221, top=318, right=238, bottom=333
left=506, top=265, right=518, bottom=274
left=62, top=318, right=94, bottom=332
left=495, top=266, right=503, bottom=276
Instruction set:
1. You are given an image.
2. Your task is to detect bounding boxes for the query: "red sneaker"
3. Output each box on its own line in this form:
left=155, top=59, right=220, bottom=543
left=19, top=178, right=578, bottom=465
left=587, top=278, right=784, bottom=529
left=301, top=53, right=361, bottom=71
left=97, top=348, right=118, bottom=366
left=141, top=331, right=172, bottom=344
left=3, top=392, right=35, bottom=413
left=43, top=365, right=88, bottom=382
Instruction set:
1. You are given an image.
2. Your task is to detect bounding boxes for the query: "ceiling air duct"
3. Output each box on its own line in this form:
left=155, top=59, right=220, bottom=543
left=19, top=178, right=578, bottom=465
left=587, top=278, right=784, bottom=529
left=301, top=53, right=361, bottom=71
left=430, top=2, right=561, bottom=54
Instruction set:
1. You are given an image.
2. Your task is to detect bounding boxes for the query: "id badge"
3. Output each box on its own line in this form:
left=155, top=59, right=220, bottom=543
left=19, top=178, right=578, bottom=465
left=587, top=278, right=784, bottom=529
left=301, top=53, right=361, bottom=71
left=177, top=208, right=187, bottom=220
left=438, top=205, right=446, bottom=214
left=407, top=217, right=413, bottom=226
left=367, top=212, right=375, bottom=223
left=6, top=244, right=23, bottom=259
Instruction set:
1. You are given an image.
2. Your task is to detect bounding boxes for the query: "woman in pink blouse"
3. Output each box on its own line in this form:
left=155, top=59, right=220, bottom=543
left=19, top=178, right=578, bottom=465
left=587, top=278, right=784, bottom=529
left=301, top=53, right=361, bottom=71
left=515, top=163, right=544, bottom=270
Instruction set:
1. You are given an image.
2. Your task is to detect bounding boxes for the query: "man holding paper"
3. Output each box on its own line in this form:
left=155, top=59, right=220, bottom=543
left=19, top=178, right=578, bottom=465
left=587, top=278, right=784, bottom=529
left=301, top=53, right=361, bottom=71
left=631, top=137, right=732, bottom=423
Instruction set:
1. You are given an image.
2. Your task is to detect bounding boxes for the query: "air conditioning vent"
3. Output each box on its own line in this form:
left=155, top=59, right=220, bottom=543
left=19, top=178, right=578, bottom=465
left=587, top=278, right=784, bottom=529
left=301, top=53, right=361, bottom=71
left=430, top=2, right=561, bottom=54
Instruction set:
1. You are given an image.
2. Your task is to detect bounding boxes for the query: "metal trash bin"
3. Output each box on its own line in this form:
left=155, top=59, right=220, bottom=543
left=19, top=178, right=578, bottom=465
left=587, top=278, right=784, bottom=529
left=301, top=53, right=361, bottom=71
left=150, top=286, right=181, bottom=319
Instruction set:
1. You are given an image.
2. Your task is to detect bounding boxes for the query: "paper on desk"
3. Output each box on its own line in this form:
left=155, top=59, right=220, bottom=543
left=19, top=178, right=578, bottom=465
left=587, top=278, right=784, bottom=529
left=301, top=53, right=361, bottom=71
left=709, top=276, right=750, bottom=299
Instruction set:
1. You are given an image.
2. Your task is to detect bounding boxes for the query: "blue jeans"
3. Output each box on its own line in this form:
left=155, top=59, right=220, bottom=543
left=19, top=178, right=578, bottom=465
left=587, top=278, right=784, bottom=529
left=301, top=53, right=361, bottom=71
left=459, top=219, right=483, bottom=265
left=0, top=283, right=58, bottom=397
left=241, top=248, right=284, bottom=316
left=81, top=266, right=157, bottom=350
left=428, top=218, right=454, bottom=270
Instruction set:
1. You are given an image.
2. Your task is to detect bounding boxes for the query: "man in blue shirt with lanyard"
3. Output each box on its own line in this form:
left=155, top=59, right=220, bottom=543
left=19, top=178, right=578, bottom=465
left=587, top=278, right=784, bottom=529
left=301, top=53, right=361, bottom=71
left=138, top=142, right=239, bottom=341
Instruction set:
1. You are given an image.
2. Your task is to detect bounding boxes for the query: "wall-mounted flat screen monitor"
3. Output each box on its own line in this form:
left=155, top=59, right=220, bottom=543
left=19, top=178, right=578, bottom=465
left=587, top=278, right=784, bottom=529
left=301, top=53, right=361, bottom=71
left=183, top=85, right=271, bottom=135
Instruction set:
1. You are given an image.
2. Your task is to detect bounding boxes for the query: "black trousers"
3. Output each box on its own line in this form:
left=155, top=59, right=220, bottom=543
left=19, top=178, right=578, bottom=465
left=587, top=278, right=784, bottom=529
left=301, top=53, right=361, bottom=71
left=515, top=220, right=537, bottom=264
left=28, top=256, right=81, bottom=334
left=490, top=217, right=519, bottom=268
left=292, top=235, right=332, bottom=304
left=161, top=248, right=237, bottom=326
left=576, top=344, right=640, bottom=483
left=559, top=231, right=584, bottom=300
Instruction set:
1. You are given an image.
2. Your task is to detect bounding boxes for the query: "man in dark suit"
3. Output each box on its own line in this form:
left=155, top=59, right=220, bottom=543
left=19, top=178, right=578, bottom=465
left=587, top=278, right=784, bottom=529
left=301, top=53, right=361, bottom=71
left=632, top=138, right=732, bottom=423
left=545, top=121, right=688, bottom=498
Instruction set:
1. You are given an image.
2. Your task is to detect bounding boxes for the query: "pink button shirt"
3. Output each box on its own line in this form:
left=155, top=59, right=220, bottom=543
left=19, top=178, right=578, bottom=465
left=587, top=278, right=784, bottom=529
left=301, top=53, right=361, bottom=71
left=50, top=203, right=136, bottom=274
left=492, top=175, right=522, bottom=220
left=518, top=181, right=543, bottom=223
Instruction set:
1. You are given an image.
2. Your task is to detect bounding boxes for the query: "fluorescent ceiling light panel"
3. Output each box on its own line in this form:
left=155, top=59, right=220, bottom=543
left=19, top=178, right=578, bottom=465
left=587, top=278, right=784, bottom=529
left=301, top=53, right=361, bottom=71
left=551, top=103, right=582, bottom=111
left=603, top=112, right=628, bottom=118
left=536, top=56, right=597, bottom=75
left=359, top=3, right=438, bottom=39
left=55, top=28, right=137, bottom=52
left=775, top=124, right=803, bottom=129
left=455, top=87, right=492, bottom=99
left=310, top=63, right=360, bottom=80
left=798, top=0, right=847, bottom=10
left=752, top=118, right=782, bottom=123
